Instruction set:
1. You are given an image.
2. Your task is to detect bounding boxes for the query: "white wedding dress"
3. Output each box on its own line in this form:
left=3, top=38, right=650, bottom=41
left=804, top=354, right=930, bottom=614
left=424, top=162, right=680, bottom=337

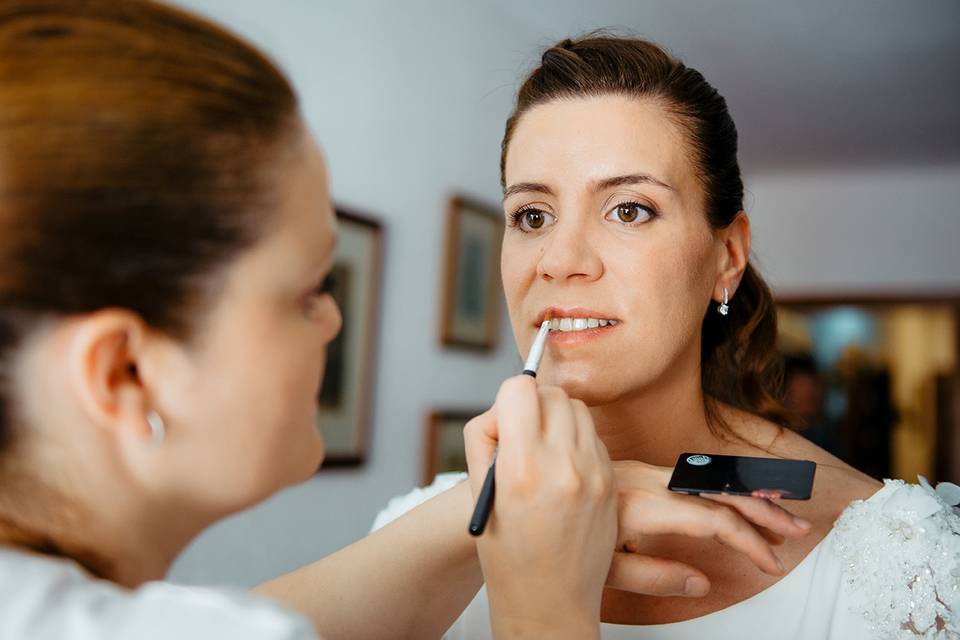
left=373, top=473, right=960, bottom=640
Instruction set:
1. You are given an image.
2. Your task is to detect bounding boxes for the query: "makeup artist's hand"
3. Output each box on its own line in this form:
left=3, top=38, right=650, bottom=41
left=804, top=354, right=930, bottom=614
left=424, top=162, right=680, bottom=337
left=606, top=460, right=813, bottom=598
left=464, top=376, right=615, bottom=640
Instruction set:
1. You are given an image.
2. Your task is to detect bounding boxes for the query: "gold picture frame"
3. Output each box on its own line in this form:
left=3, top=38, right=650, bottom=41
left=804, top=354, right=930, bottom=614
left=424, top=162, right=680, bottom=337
left=423, top=409, right=482, bottom=485
left=316, top=208, right=383, bottom=468
left=439, top=195, right=504, bottom=351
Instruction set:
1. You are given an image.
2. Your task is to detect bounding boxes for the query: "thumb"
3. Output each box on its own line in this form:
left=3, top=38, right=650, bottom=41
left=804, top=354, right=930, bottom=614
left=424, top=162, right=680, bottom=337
left=463, top=407, right=497, bottom=497
left=607, top=553, right=711, bottom=598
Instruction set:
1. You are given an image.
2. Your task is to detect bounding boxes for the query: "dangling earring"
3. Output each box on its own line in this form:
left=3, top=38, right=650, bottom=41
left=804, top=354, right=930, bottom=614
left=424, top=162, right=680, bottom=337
left=717, top=287, right=730, bottom=316
left=146, top=411, right=166, bottom=446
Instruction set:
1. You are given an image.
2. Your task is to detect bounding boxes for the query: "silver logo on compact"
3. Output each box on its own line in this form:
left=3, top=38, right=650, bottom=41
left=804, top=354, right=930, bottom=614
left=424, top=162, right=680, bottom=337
left=686, top=454, right=712, bottom=466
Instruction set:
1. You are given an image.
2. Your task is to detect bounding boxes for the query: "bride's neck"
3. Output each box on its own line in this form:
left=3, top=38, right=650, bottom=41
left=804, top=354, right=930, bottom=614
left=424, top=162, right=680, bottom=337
left=589, top=365, right=724, bottom=466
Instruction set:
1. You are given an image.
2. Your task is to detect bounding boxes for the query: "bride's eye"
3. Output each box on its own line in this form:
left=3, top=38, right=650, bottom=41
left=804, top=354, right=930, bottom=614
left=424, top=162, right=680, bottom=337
left=509, top=206, right=556, bottom=233
left=605, top=202, right=657, bottom=225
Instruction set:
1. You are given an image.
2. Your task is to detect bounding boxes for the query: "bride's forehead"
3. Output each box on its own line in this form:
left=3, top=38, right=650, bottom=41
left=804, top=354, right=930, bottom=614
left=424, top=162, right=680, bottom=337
left=505, top=97, right=694, bottom=185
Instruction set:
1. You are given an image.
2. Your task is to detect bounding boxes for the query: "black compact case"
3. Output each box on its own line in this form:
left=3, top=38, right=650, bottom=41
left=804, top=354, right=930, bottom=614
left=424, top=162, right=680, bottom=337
left=668, top=453, right=817, bottom=500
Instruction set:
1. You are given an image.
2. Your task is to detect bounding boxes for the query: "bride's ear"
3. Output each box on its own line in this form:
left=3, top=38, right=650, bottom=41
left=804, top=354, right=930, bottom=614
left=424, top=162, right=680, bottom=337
left=714, top=211, right=751, bottom=300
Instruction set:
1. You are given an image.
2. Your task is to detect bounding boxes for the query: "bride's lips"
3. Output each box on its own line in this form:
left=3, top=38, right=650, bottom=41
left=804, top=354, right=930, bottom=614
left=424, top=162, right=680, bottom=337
left=532, top=307, right=622, bottom=346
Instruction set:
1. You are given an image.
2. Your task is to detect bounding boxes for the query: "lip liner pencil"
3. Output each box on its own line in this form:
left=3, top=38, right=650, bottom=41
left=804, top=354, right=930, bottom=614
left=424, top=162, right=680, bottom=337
left=468, top=319, right=552, bottom=536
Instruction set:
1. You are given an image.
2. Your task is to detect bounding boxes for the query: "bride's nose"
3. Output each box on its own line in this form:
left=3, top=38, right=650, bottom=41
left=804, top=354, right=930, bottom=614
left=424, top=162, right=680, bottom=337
left=535, top=216, right=603, bottom=283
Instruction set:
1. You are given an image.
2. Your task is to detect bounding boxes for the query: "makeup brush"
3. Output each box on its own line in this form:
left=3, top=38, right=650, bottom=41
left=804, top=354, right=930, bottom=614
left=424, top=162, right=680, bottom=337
left=468, top=318, right=552, bottom=536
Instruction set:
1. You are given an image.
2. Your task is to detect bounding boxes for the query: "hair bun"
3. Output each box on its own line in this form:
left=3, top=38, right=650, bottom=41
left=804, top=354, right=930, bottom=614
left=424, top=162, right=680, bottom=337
left=541, top=39, right=575, bottom=65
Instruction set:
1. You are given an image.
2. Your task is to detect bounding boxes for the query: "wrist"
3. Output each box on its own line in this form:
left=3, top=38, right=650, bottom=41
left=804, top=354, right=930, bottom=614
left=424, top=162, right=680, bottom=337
left=438, top=479, right=480, bottom=564
left=490, top=608, right=599, bottom=640
left=487, top=590, right=600, bottom=640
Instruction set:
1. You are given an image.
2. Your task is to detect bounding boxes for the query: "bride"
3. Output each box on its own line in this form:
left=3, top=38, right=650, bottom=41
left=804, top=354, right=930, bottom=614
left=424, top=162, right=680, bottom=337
left=376, top=35, right=960, bottom=639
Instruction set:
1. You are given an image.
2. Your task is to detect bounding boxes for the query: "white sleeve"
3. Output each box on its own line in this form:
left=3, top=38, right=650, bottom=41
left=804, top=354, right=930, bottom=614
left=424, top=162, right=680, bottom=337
left=370, top=472, right=468, bottom=533
left=370, top=473, right=475, bottom=640
left=832, top=477, right=960, bottom=639
left=0, top=551, right=318, bottom=640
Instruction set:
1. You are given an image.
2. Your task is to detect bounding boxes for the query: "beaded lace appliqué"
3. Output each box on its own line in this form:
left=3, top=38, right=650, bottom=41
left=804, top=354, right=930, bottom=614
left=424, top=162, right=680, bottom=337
left=834, top=478, right=960, bottom=639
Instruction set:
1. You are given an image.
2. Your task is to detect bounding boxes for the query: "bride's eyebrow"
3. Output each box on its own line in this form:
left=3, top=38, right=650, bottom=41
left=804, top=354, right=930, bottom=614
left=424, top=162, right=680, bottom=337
left=502, top=182, right=554, bottom=201
left=594, top=173, right=676, bottom=192
left=503, top=173, right=675, bottom=202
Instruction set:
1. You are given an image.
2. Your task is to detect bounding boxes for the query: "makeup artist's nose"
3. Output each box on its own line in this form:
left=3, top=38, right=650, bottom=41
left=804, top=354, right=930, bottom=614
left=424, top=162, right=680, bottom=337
left=536, top=218, right=603, bottom=283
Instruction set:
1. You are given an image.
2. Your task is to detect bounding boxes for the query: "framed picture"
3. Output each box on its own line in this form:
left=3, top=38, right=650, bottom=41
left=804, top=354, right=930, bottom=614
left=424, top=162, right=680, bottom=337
left=439, top=195, right=504, bottom=351
left=423, top=410, right=482, bottom=485
left=316, top=208, right=383, bottom=468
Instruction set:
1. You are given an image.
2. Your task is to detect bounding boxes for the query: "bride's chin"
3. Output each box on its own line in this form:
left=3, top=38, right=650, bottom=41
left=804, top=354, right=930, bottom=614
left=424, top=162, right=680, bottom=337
left=550, top=373, right=627, bottom=407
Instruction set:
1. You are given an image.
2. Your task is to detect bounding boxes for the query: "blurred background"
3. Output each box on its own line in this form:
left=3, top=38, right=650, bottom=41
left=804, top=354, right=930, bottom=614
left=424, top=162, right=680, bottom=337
left=165, top=0, right=960, bottom=588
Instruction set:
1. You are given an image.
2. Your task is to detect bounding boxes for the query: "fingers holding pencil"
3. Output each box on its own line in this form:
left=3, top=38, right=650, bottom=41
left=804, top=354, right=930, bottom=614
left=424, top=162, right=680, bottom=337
left=468, top=320, right=551, bottom=536
left=463, top=377, right=618, bottom=636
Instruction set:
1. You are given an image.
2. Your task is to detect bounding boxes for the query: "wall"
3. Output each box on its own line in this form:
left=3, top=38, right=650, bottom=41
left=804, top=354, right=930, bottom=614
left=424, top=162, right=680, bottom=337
left=747, top=166, right=960, bottom=295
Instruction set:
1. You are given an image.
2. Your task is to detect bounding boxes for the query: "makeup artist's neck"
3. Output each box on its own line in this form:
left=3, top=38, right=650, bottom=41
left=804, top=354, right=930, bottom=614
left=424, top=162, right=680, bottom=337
left=589, top=363, right=720, bottom=466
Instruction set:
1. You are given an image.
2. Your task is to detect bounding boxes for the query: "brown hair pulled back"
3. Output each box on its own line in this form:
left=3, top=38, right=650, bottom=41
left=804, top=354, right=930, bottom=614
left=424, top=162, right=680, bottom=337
left=0, top=0, right=299, bottom=571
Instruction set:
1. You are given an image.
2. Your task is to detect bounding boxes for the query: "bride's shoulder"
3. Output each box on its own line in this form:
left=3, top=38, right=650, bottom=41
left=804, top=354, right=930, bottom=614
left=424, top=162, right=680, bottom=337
left=786, top=435, right=882, bottom=520
left=769, top=422, right=960, bottom=637
left=830, top=476, right=960, bottom=638
left=729, top=414, right=882, bottom=521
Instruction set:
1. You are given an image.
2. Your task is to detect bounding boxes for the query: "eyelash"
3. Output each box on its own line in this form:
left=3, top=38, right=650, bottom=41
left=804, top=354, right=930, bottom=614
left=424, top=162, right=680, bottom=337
left=507, top=201, right=659, bottom=233
left=507, top=204, right=542, bottom=231
left=313, top=272, right=337, bottom=297
left=607, top=201, right=659, bottom=226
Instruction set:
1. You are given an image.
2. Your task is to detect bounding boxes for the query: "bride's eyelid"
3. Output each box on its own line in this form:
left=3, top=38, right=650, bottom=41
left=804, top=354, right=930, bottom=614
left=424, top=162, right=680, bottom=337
left=601, top=192, right=661, bottom=224
left=600, top=190, right=661, bottom=214
left=505, top=199, right=553, bottom=215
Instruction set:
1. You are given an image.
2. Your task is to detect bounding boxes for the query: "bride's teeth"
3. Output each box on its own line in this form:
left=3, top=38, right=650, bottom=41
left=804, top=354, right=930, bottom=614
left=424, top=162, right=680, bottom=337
left=543, top=316, right=618, bottom=332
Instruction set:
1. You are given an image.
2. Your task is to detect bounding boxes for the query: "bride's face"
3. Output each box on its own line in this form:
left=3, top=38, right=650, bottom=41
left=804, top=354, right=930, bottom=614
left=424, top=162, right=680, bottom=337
left=501, top=95, right=723, bottom=405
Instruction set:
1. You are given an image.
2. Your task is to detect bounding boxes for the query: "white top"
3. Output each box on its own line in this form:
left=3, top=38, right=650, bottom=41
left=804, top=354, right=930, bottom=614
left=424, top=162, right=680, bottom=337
left=0, top=546, right=318, bottom=640
left=373, top=473, right=960, bottom=640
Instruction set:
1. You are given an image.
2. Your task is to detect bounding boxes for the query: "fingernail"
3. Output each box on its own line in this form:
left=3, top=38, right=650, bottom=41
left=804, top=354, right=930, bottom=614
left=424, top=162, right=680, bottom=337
left=793, top=516, right=812, bottom=530
left=775, top=556, right=786, bottom=574
left=683, top=576, right=710, bottom=597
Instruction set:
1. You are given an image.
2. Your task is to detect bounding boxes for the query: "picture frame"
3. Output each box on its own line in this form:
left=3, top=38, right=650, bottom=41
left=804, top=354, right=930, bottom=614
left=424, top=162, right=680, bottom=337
left=423, top=409, right=482, bottom=485
left=439, top=195, right=504, bottom=351
left=316, top=208, right=383, bottom=468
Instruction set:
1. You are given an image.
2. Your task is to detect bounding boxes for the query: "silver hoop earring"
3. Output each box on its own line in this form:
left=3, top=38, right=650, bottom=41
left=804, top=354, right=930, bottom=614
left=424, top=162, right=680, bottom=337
left=146, top=411, right=166, bottom=446
left=718, top=288, right=730, bottom=316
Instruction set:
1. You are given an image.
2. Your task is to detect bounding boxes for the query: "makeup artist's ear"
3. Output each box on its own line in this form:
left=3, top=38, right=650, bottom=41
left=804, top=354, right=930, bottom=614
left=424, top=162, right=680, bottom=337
left=714, top=211, right=751, bottom=301
left=65, top=310, right=156, bottom=447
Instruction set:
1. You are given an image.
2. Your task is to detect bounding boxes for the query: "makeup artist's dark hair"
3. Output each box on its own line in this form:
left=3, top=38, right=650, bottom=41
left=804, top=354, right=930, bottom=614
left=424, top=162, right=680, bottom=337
left=0, top=0, right=298, bottom=573
left=501, top=34, right=790, bottom=435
